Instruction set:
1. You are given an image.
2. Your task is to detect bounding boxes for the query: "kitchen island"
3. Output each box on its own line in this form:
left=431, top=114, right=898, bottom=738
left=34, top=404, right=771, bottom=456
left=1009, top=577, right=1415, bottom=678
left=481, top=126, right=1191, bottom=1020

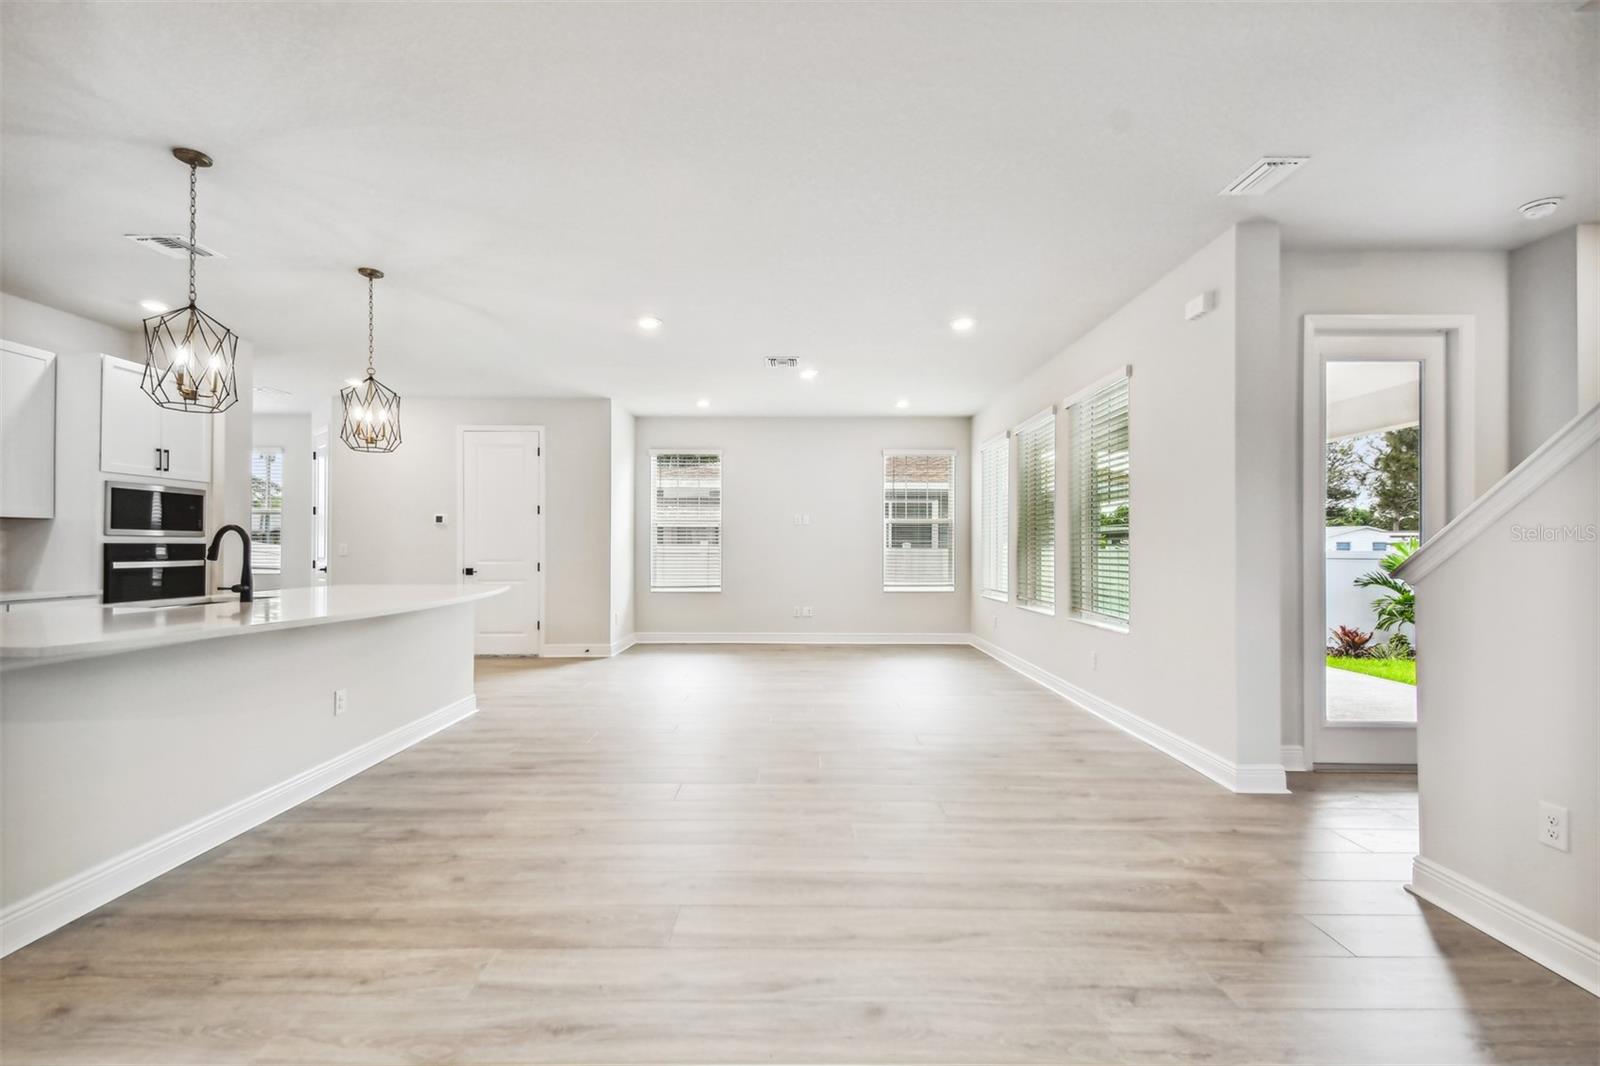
left=0, top=583, right=503, bottom=954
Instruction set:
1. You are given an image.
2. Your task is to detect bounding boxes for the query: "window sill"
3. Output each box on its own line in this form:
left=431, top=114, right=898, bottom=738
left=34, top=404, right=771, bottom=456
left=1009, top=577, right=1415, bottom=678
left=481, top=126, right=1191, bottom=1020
left=883, top=586, right=956, bottom=594
left=1070, top=611, right=1129, bottom=634
left=980, top=590, right=1009, bottom=603
left=650, top=587, right=721, bottom=594
left=1017, top=601, right=1055, bottom=617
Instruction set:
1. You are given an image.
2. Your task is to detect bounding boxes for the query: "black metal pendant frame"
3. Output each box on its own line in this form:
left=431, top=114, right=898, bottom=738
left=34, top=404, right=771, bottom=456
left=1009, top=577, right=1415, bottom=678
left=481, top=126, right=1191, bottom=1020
left=141, top=302, right=241, bottom=413
left=339, top=372, right=402, bottom=453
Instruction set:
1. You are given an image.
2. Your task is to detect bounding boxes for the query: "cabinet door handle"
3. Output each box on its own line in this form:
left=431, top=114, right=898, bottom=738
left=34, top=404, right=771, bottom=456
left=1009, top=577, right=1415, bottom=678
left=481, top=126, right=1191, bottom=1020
left=156, top=447, right=163, bottom=471
left=163, top=449, right=171, bottom=471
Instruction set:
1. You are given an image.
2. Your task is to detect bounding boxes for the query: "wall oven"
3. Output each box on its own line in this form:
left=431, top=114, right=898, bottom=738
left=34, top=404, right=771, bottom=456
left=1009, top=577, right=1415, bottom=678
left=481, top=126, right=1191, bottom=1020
left=102, top=542, right=209, bottom=605
left=105, top=481, right=206, bottom=539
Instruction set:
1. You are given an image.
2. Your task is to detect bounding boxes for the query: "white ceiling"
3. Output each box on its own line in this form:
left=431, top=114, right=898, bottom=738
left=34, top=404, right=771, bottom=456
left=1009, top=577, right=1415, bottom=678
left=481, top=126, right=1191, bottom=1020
left=3, top=3, right=1596, bottom=415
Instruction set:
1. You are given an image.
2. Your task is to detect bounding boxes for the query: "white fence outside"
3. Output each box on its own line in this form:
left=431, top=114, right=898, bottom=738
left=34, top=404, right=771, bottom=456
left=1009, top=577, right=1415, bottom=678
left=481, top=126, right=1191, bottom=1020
left=1325, top=552, right=1401, bottom=643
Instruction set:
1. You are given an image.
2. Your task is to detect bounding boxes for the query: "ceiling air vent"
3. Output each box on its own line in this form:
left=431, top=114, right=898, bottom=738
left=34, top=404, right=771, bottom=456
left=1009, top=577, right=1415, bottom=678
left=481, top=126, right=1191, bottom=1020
left=123, top=233, right=226, bottom=259
left=765, top=356, right=801, bottom=368
left=1218, top=156, right=1308, bottom=197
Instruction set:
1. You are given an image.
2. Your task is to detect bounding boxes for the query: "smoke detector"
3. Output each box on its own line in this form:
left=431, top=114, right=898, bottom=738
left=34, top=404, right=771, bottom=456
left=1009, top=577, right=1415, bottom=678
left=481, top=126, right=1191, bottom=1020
left=1518, top=198, right=1563, bottom=221
left=123, top=233, right=225, bottom=259
left=1219, top=156, right=1309, bottom=197
left=765, top=356, right=801, bottom=368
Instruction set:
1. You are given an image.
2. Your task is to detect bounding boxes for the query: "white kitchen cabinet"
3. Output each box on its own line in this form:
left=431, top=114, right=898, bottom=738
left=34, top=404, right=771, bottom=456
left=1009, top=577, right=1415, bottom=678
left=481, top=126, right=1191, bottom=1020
left=100, top=355, right=211, bottom=483
left=1, top=339, right=57, bottom=518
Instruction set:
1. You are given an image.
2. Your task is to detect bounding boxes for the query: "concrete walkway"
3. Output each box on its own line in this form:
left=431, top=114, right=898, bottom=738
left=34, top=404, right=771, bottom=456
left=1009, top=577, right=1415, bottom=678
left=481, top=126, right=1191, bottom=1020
left=1327, top=666, right=1417, bottom=723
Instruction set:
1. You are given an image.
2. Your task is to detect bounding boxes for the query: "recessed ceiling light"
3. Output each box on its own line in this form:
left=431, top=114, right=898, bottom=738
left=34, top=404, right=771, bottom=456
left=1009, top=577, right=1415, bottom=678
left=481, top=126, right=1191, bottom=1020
left=637, top=315, right=663, bottom=331
left=799, top=367, right=819, bottom=381
left=696, top=398, right=710, bottom=408
left=139, top=299, right=169, bottom=314
left=895, top=398, right=910, bottom=409
left=949, top=316, right=976, bottom=333
left=1518, top=197, right=1563, bottom=221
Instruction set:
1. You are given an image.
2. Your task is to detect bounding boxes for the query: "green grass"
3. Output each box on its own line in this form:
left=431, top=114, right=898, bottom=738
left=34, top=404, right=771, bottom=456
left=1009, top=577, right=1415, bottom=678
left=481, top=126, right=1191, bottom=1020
left=1326, top=656, right=1416, bottom=686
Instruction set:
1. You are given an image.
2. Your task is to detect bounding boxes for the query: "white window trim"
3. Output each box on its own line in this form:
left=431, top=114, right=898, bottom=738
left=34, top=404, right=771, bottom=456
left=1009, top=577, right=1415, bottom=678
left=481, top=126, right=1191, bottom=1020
left=1065, top=366, right=1132, bottom=629
left=978, top=432, right=1010, bottom=603
left=649, top=447, right=724, bottom=594
left=882, top=448, right=957, bottom=594
left=1062, top=365, right=1133, bottom=409
left=1012, top=406, right=1057, bottom=615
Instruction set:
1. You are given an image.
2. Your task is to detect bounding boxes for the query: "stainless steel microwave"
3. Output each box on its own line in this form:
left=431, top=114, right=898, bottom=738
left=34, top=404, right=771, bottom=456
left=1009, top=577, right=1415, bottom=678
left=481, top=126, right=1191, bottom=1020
left=104, top=481, right=207, bottom=539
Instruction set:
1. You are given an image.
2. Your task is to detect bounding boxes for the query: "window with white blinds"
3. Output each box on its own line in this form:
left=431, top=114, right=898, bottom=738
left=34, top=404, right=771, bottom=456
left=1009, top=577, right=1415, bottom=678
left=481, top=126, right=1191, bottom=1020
left=650, top=451, right=722, bottom=592
left=1014, top=410, right=1056, bottom=612
left=249, top=448, right=284, bottom=575
left=1068, top=371, right=1131, bottom=626
left=883, top=451, right=955, bottom=592
left=979, top=436, right=1009, bottom=600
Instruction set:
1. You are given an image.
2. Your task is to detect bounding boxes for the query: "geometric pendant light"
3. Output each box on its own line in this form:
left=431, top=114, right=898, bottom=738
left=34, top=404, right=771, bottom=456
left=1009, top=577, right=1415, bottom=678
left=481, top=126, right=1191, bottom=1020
left=141, top=147, right=241, bottom=413
left=338, top=267, right=402, bottom=452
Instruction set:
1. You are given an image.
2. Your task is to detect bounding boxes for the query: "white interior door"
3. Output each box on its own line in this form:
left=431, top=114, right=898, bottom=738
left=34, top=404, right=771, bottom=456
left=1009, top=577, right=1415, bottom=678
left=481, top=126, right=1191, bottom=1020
left=1308, top=331, right=1447, bottom=767
left=461, top=428, right=543, bottom=655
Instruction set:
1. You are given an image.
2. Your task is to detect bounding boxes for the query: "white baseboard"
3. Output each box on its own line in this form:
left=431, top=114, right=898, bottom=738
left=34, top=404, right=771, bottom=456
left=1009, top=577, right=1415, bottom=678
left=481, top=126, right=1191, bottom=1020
left=968, top=636, right=1288, bottom=795
left=0, top=694, right=478, bottom=957
left=1280, top=745, right=1309, bottom=772
left=631, top=631, right=973, bottom=646
left=1410, top=856, right=1600, bottom=997
left=541, top=643, right=613, bottom=657
left=611, top=634, right=637, bottom=656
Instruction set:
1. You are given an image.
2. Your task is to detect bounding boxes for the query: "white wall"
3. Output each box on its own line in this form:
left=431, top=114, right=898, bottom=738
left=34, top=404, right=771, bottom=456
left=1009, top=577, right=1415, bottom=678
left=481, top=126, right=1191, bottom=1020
left=969, top=223, right=1284, bottom=782
left=1508, top=224, right=1600, bottom=467
left=250, top=412, right=313, bottom=590
left=1410, top=439, right=1598, bottom=978
left=1282, top=250, right=1510, bottom=505
left=609, top=402, right=635, bottom=646
left=1280, top=250, right=1511, bottom=750
left=1509, top=227, right=1580, bottom=465
left=0, top=292, right=253, bottom=595
left=328, top=396, right=614, bottom=647
left=634, top=416, right=971, bottom=638
left=0, top=294, right=138, bottom=592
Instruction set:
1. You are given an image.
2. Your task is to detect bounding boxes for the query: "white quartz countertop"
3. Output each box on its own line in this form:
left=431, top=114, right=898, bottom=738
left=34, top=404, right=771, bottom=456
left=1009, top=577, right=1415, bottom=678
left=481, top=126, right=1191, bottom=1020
left=0, top=589, right=100, bottom=605
left=0, top=584, right=506, bottom=664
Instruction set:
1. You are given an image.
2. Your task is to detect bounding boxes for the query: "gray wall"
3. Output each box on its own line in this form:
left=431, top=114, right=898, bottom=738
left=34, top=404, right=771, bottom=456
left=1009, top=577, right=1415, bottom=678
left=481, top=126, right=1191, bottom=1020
left=1509, top=227, right=1579, bottom=466
left=969, top=223, right=1283, bottom=772
left=635, top=416, right=971, bottom=637
left=328, top=396, right=615, bottom=647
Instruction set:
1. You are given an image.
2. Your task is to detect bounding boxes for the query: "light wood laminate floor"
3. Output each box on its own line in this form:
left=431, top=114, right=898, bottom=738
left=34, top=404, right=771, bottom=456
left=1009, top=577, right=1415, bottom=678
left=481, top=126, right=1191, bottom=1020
left=2, top=646, right=1595, bottom=1064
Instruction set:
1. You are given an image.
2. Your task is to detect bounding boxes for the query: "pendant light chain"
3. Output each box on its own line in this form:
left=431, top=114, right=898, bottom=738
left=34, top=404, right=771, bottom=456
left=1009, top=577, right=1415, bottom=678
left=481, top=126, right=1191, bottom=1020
left=187, top=162, right=198, bottom=306
left=367, top=273, right=376, bottom=374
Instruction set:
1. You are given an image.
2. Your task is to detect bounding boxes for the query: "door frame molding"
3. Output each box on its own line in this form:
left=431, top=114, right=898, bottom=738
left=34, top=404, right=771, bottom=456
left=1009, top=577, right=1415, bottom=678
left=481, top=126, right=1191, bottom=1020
left=1300, top=314, right=1471, bottom=768
left=456, top=424, right=547, bottom=657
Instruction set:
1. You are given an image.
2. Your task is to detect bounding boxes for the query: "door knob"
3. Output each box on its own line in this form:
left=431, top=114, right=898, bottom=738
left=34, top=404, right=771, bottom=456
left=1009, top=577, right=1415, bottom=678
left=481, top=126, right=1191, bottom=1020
left=462, top=567, right=476, bottom=576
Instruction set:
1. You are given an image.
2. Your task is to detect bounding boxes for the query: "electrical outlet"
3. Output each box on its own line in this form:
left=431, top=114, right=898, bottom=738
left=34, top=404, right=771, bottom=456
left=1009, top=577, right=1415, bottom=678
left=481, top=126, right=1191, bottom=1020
left=1090, top=651, right=1099, bottom=670
left=434, top=513, right=447, bottom=526
left=334, top=689, right=348, bottom=717
left=802, top=513, right=812, bottom=526
left=792, top=605, right=801, bottom=618
left=802, top=606, right=813, bottom=617
left=1539, top=802, right=1569, bottom=851
left=337, top=543, right=349, bottom=557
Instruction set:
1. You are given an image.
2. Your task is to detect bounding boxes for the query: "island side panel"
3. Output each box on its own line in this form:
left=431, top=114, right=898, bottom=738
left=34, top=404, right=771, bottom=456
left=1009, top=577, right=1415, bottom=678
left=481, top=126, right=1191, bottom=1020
left=0, top=601, right=475, bottom=944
